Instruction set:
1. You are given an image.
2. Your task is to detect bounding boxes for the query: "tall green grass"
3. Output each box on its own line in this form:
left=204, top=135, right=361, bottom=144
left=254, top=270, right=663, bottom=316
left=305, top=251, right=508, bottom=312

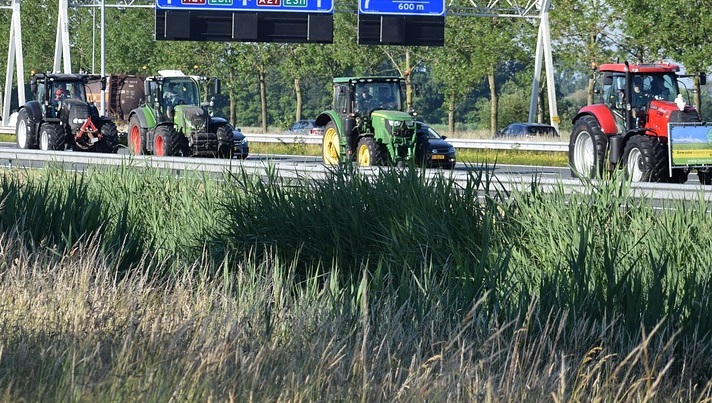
left=1, top=165, right=711, bottom=400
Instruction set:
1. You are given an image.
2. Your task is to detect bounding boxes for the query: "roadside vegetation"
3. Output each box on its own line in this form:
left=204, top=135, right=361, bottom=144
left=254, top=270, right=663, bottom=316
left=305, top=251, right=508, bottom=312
left=1, top=165, right=711, bottom=401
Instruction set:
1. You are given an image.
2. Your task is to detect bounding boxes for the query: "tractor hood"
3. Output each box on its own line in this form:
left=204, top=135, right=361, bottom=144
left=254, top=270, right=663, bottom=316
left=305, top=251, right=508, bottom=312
left=371, top=110, right=413, bottom=121
left=646, top=99, right=701, bottom=137
left=60, top=98, right=92, bottom=130
left=175, top=105, right=206, bottom=132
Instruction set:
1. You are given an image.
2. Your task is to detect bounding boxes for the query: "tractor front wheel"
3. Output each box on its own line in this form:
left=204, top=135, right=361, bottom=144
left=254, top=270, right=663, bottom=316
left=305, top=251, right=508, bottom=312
left=16, top=109, right=36, bottom=149
left=153, top=125, right=182, bottom=157
left=322, top=121, right=340, bottom=165
left=569, top=116, right=608, bottom=179
left=128, top=115, right=148, bottom=155
left=698, top=169, right=712, bottom=185
left=622, top=135, right=668, bottom=182
left=216, top=125, right=234, bottom=158
left=94, top=122, right=119, bottom=153
left=356, top=137, right=384, bottom=167
left=39, top=123, right=65, bottom=151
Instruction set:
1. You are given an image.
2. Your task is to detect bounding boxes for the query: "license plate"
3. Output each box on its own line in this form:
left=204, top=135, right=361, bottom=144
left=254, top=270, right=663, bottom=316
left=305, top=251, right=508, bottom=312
left=431, top=154, right=445, bottom=160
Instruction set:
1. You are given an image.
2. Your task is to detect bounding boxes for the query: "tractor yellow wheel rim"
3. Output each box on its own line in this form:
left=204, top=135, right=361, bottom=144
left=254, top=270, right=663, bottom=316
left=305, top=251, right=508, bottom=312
left=323, top=127, right=340, bottom=165
left=357, top=144, right=371, bottom=166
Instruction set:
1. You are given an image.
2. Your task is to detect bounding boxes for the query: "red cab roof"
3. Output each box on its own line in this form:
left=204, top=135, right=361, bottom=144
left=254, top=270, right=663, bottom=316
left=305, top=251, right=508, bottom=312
left=597, top=62, right=680, bottom=74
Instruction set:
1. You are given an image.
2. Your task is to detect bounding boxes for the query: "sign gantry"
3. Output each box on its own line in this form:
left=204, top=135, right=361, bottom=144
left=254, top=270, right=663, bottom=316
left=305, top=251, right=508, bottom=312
left=1, top=0, right=557, bottom=132
left=155, top=0, right=334, bottom=14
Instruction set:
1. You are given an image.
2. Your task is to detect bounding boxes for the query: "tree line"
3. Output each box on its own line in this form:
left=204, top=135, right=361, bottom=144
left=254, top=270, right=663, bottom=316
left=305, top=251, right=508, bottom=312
left=1, top=0, right=711, bottom=135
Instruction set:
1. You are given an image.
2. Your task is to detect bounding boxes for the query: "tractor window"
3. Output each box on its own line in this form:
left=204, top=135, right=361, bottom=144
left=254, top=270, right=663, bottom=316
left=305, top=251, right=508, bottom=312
left=163, top=79, right=198, bottom=107
left=602, top=74, right=626, bottom=110
left=334, top=84, right=347, bottom=113
left=354, top=83, right=374, bottom=113
left=37, top=82, right=46, bottom=103
left=67, top=81, right=85, bottom=100
left=374, top=83, right=402, bottom=111
left=353, top=81, right=404, bottom=113
left=651, top=74, right=677, bottom=101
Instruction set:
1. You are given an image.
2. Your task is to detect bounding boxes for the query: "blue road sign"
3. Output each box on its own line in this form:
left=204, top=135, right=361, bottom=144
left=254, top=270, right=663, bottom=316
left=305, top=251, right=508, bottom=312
left=156, top=0, right=334, bottom=13
left=359, top=0, right=445, bottom=16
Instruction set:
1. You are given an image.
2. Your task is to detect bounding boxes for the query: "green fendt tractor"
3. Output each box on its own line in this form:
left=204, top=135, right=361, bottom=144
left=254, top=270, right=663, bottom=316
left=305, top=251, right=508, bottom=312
left=127, top=70, right=248, bottom=158
left=315, top=77, right=418, bottom=166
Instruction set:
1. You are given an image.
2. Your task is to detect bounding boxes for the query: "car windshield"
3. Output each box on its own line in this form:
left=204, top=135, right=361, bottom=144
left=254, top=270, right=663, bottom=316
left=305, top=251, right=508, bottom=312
left=526, top=125, right=557, bottom=136
left=421, top=125, right=441, bottom=139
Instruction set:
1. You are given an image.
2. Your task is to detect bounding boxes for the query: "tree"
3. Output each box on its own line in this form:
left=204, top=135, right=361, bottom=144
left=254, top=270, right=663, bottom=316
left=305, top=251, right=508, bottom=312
left=279, top=44, right=333, bottom=122
left=550, top=0, right=618, bottom=105
left=615, top=0, right=712, bottom=112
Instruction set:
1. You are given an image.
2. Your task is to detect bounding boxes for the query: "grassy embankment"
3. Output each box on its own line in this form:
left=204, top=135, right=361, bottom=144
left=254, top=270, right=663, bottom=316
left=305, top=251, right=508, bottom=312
left=1, top=164, right=711, bottom=401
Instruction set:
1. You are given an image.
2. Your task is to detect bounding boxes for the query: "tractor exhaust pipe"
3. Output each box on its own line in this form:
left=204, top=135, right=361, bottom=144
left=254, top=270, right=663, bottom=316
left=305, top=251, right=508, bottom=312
left=624, top=61, right=635, bottom=132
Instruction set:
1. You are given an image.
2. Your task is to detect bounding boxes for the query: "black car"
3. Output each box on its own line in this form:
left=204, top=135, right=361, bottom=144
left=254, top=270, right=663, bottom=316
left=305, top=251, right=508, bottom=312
left=495, top=123, right=559, bottom=138
left=416, top=123, right=456, bottom=169
left=231, top=128, right=250, bottom=159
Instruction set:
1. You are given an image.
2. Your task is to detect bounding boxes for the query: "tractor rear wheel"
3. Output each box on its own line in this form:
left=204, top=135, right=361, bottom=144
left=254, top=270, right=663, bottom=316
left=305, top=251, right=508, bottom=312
left=622, top=135, right=668, bottom=182
left=322, top=121, right=340, bottom=165
left=128, top=115, right=148, bottom=155
left=356, top=137, right=384, bottom=167
left=153, top=125, right=182, bottom=157
left=569, top=116, right=608, bottom=179
left=39, top=123, right=65, bottom=151
left=16, top=109, right=37, bottom=149
left=94, top=122, right=119, bottom=153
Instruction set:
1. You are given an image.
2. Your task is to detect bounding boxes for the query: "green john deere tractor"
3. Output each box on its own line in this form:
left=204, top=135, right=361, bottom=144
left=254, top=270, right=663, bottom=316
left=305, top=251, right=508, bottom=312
left=315, top=77, right=418, bottom=167
left=127, top=70, right=248, bottom=158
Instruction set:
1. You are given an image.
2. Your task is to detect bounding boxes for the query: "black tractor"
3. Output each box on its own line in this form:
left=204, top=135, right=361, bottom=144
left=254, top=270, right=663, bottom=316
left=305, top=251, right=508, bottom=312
left=15, top=72, right=119, bottom=153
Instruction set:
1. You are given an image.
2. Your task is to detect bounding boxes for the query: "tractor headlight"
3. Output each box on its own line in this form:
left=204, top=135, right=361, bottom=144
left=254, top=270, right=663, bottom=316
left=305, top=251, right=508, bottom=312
left=388, top=120, right=403, bottom=127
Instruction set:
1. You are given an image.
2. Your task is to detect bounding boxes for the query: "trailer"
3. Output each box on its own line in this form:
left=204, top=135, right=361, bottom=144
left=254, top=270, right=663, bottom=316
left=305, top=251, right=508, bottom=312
left=85, top=74, right=147, bottom=139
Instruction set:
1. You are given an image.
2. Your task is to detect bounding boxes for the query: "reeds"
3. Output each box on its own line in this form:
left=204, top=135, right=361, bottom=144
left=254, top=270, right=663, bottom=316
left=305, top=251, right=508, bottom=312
left=0, top=164, right=711, bottom=401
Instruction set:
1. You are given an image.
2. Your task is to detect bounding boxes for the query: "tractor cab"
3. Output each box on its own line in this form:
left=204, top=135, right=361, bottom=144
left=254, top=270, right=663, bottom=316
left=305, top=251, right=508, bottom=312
left=30, top=73, right=88, bottom=118
left=144, top=71, right=202, bottom=122
left=601, top=69, right=681, bottom=131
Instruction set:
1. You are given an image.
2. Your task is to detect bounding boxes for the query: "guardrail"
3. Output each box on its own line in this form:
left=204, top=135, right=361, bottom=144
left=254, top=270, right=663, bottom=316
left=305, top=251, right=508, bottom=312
left=1, top=148, right=711, bottom=203
left=0, top=124, right=14, bottom=135
left=246, top=133, right=569, bottom=152
left=0, top=127, right=568, bottom=153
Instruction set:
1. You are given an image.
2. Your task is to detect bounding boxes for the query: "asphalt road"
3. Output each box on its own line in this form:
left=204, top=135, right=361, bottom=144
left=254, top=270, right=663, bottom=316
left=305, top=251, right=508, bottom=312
left=5, top=142, right=712, bottom=208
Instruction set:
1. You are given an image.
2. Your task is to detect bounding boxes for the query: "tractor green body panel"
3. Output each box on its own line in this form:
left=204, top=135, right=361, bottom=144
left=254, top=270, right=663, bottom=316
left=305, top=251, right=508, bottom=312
left=315, top=110, right=343, bottom=134
left=132, top=105, right=157, bottom=129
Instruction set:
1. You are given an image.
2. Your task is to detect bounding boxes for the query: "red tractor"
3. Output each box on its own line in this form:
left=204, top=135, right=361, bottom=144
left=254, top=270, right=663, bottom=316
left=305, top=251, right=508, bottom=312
left=569, top=62, right=712, bottom=184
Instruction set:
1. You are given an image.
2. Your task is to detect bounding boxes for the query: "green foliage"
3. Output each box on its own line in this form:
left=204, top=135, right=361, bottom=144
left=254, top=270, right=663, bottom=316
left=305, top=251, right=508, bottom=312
left=3, top=166, right=712, bottom=345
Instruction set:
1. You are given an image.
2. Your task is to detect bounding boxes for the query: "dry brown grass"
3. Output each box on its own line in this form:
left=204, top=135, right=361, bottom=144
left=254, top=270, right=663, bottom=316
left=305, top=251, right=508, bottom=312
left=1, top=233, right=711, bottom=402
